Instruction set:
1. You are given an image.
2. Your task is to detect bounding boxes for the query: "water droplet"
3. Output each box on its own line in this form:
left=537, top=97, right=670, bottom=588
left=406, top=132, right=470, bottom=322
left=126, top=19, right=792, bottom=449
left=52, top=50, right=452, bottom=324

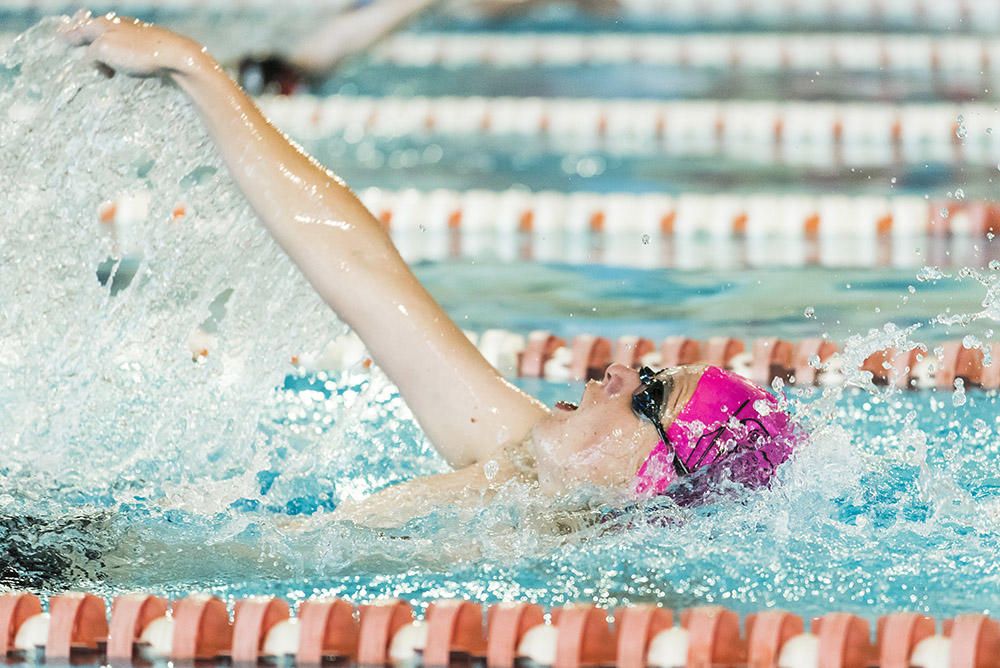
left=917, top=266, right=946, bottom=282
left=952, top=378, right=967, bottom=407
left=575, top=156, right=605, bottom=178
left=641, top=233, right=650, bottom=245
left=804, top=306, right=815, bottom=318
left=954, top=188, right=965, bottom=200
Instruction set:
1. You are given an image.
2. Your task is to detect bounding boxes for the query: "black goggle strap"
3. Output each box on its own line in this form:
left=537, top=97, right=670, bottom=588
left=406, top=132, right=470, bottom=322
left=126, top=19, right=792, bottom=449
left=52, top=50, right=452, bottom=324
left=635, top=368, right=691, bottom=477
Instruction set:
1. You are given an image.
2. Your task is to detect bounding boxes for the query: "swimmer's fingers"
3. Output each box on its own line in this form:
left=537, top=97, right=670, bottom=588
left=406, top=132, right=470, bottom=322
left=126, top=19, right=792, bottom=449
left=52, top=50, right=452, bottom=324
left=83, top=28, right=181, bottom=78
left=58, top=11, right=115, bottom=47
left=62, top=14, right=206, bottom=79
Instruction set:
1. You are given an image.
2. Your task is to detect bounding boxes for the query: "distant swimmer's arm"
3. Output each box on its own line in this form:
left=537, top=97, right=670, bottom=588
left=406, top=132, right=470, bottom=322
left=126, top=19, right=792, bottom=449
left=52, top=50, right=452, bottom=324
left=60, top=13, right=548, bottom=469
left=289, top=0, right=439, bottom=76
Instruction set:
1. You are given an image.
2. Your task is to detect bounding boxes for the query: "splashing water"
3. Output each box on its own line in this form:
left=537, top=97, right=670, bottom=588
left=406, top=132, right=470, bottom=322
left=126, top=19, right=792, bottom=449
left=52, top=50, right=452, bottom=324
left=0, top=20, right=998, bottom=621
left=0, top=21, right=351, bottom=538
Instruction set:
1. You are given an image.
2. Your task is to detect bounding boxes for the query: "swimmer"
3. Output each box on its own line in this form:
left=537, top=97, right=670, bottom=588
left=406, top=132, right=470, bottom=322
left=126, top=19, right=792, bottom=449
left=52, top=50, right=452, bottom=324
left=238, top=0, right=438, bottom=95
left=60, top=13, right=800, bottom=529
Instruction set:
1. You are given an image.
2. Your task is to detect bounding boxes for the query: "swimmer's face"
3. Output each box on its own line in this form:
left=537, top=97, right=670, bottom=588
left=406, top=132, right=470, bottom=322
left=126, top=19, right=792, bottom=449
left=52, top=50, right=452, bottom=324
left=528, top=363, right=706, bottom=496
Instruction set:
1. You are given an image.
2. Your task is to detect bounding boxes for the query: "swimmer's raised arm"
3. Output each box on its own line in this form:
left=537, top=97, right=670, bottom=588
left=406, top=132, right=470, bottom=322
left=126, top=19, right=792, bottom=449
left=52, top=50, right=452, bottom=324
left=61, top=13, right=548, bottom=468
left=290, top=0, right=438, bottom=76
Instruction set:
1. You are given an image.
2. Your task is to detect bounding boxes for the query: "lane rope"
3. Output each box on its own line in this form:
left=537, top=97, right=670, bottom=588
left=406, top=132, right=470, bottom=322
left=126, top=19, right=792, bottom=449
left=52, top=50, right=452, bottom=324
left=259, top=95, right=1000, bottom=167
left=1, top=592, right=996, bottom=667
left=373, top=31, right=1000, bottom=76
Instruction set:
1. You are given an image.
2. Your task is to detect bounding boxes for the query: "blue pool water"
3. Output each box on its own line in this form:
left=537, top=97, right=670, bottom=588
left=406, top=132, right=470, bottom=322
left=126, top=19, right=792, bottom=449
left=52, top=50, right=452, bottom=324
left=66, top=369, right=998, bottom=621
left=291, top=133, right=983, bottom=196
left=410, top=8, right=975, bottom=35
left=0, top=12, right=997, bottom=630
left=5, top=260, right=998, bottom=622
left=322, top=62, right=989, bottom=103
left=414, top=262, right=998, bottom=343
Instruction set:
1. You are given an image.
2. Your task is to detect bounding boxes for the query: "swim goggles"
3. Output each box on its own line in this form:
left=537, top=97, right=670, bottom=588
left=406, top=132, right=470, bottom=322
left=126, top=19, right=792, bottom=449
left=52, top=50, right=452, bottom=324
left=631, top=366, right=692, bottom=477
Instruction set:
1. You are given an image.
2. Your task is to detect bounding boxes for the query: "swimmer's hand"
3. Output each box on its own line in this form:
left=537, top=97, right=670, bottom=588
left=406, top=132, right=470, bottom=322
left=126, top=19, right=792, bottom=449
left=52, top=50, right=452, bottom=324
left=58, top=10, right=208, bottom=78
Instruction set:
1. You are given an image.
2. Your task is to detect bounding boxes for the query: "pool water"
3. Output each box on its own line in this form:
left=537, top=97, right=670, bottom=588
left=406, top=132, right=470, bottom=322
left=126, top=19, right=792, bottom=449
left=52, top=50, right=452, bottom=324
left=5, top=255, right=999, bottom=621
left=410, top=6, right=978, bottom=35
left=20, top=369, right=995, bottom=623
left=415, top=262, right=998, bottom=344
left=322, top=61, right=991, bottom=103
left=287, top=133, right=990, bottom=196
left=0, top=10, right=998, bottom=631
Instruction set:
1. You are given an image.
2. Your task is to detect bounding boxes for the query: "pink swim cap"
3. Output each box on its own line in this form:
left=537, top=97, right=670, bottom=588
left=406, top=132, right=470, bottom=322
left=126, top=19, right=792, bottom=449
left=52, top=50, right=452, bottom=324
left=634, top=366, right=798, bottom=496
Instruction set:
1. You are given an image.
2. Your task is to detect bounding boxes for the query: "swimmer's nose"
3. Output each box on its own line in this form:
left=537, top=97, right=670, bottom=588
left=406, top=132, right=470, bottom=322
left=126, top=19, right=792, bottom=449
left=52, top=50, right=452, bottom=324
left=602, top=363, right=641, bottom=397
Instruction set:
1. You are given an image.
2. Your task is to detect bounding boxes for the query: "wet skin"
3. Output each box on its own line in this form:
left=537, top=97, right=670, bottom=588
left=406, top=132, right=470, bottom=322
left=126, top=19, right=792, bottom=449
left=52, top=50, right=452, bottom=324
left=529, top=363, right=707, bottom=496
left=60, top=14, right=703, bottom=527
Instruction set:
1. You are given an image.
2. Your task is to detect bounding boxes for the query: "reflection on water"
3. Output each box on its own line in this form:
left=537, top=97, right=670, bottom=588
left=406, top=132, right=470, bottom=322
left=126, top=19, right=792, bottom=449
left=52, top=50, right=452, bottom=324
left=417, top=262, right=997, bottom=344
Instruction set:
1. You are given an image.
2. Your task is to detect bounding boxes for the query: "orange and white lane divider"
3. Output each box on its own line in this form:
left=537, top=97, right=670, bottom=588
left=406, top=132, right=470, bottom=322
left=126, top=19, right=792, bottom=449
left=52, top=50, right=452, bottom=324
left=478, top=332, right=1000, bottom=390
left=1, top=592, right=998, bottom=667
left=259, top=95, right=1000, bottom=167
left=357, top=188, right=1000, bottom=239
left=374, top=31, right=1000, bottom=76
left=94, top=191, right=999, bottom=274
left=617, top=0, right=995, bottom=30
left=354, top=188, right=999, bottom=268
left=298, top=329, right=1000, bottom=392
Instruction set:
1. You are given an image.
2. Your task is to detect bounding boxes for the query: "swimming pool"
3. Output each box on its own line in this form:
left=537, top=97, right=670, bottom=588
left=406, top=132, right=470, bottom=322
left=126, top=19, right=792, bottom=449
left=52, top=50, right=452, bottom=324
left=321, top=32, right=998, bottom=103
left=1, top=7, right=998, bottom=667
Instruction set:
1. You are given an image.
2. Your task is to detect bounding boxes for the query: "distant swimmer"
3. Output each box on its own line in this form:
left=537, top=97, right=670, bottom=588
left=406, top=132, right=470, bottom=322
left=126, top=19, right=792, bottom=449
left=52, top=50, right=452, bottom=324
left=61, top=12, right=801, bottom=529
left=237, top=0, right=438, bottom=95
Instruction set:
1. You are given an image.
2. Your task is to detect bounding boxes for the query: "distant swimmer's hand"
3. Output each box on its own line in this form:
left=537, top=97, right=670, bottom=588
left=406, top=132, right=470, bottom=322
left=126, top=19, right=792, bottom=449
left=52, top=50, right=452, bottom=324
left=58, top=10, right=207, bottom=79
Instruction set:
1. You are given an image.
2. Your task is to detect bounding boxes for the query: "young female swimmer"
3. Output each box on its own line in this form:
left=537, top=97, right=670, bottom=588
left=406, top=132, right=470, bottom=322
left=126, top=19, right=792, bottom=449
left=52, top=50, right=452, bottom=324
left=60, top=14, right=799, bottom=529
